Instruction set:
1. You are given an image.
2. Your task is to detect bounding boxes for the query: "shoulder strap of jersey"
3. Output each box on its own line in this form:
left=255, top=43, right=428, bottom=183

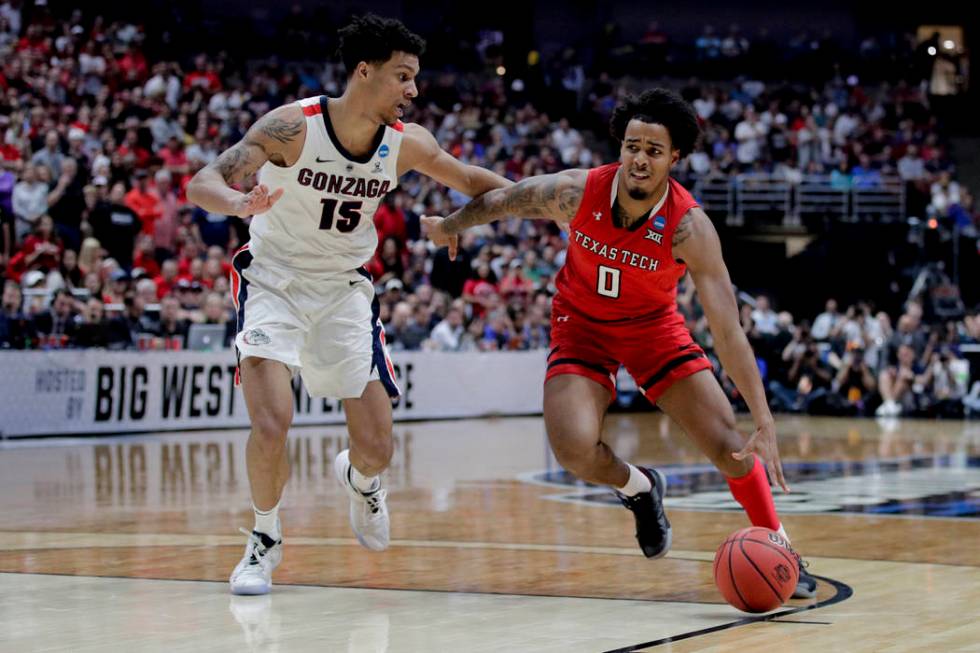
left=298, top=96, right=323, bottom=117
left=570, top=163, right=619, bottom=228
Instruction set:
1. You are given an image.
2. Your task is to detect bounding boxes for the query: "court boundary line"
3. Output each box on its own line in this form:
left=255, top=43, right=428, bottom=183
left=2, top=530, right=978, bottom=568
left=600, top=574, right=853, bottom=652
left=0, top=569, right=738, bottom=606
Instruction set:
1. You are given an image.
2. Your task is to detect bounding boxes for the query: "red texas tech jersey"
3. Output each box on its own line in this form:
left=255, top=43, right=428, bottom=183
left=554, top=163, right=699, bottom=321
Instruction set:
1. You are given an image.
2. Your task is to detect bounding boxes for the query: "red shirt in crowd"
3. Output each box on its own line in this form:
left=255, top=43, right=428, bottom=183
left=373, top=203, right=407, bottom=251
left=132, top=250, right=161, bottom=278
left=125, top=186, right=163, bottom=234
left=18, top=236, right=64, bottom=273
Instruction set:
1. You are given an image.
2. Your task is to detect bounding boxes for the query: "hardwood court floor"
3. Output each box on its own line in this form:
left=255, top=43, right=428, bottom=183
left=0, top=414, right=978, bottom=652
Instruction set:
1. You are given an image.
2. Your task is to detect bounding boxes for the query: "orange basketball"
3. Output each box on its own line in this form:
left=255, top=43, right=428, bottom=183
left=713, top=527, right=799, bottom=613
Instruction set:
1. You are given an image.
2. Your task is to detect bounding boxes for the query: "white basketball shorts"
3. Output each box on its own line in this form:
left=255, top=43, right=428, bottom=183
left=229, top=244, right=399, bottom=399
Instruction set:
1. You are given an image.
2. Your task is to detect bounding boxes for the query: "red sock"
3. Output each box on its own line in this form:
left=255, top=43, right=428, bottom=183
left=725, top=455, right=780, bottom=530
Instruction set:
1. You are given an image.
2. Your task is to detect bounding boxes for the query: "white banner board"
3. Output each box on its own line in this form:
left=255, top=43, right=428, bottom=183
left=0, top=350, right=547, bottom=438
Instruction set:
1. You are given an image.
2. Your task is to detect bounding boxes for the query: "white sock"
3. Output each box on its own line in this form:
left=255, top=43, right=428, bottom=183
left=253, top=501, right=281, bottom=540
left=616, top=463, right=653, bottom=496
left=350, top=464, right=380, bottom=494
left=777, top=523, right=790, bottom=544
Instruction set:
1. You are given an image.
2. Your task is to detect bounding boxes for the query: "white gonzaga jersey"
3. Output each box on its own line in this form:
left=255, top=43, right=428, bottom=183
left=248, top=95, right=403, bottom=274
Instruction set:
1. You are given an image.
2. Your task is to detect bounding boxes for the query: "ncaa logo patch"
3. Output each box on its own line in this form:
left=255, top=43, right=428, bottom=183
left=379, top=144, right=390, bottom=158
left=653, top=215, right=666, bottom=231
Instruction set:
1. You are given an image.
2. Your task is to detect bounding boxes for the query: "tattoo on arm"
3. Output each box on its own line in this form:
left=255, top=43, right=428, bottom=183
left=441, top=174, right=583, bottom=235
left=209, top=113, right=302, bottom=184
left=211, top=140, right=263, bottom=185
left=258, top=117, right=304, bottom=144
left=673, top=212, right=695, bottom=247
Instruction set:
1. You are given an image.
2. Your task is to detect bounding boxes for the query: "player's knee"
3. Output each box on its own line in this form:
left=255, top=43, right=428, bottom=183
left=710, top=432, right=749, bottom=477
left=250, top=408, right=290, bottom=452
left=550, top=435, right=596, bottom=479
left=351, top=425, right=393, bottom=470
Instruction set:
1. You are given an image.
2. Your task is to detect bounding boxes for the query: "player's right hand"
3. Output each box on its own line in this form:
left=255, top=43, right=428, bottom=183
left=234, top=184, right=284, bottom=217
left=421, top=215, right=459, bottom=261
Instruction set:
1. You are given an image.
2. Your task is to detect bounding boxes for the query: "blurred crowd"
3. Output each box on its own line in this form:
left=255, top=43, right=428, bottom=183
left=675, top=286, right=980, bottom=419
left=0, top=3, right=977, bottom=418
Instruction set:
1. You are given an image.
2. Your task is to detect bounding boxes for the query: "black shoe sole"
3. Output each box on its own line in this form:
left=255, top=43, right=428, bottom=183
left=643, top=468, right=672, bottom=559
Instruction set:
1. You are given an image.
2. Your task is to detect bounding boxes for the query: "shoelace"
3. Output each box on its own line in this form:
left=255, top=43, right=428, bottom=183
left=363, top=489, right=387, bottom=515
left=238, top=527, right=270, bottom=565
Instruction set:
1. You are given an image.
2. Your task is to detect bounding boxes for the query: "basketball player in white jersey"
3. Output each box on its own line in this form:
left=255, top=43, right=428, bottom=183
left=187, top=15, right=510, bottom=595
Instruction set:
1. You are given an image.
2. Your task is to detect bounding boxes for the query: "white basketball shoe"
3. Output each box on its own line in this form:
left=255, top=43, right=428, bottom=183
left=229, top=525, right=283, bottom=595
left=333, top=449, right=390, bottom=551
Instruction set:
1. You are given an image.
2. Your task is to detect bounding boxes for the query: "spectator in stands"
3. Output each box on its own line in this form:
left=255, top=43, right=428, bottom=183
left=14, top=214, right=62, bottom=280
left=151, top=169, right=181, bottom=259
left=374, top=192, right=408, bottom=254
left=32, top=288, right=77, bottom=345
left=11, top=164, right=49, bottom=243
left=156, top=294, right=189, bottom=347
left=734, top=107, right=767, bottom=169
left=134, top=277, right=158, bottom=307
left=964, top=309, right=980, bottom=344
left=832, top=345, right=878, bottom=415
left=107, top=291, right=157, bottom=349
left=385, top=301, right=428, bottom=351
left=897, top=145, right=926, bottom=182
left=30, top=130, right=64, bottom=179
left=829, top=159, right=852, bottom=190
left=483, top=309, right=514, bottom=350
left=77, top=237, right=102, bottom=277
left=58, top=248, right=83, bottom=290
left=0, top=279, right=32, bottom=348
left=174, top=279, right=203, bottom=310
left=751, top=294, right=779, bottom=336
left=498, top=259, right=534, bottom=301
left=851, top=154, right=881, bottom=189
left=770, top=337, right=834, bottom=412
left=811, top=298, right=841, bottom=341
left=190, top=202, right=232, bottom=250
left=461, top=262, right=498, bottom=319
left=47, top=157, right=86, bottom=249
left=196, top=290, right=236, bottom=347
left=427, top=305, right=465, bottom=351
left=929, top=171, right=960, bottom=216
left=368, top=235, right=406, bottom=285
left=921, top=348, right=967, bottom=417
left=124, top=170, right=162, bottom=234
left=876, top=343, right=921, bottom=416
left=88, top=182, right=140, bottom=269
left=73, top=297, right=109, bottom=348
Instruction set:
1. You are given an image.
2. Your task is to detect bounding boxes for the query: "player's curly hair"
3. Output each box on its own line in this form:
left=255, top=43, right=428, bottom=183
left=609, top=88, right=701, bottom=156
left=337, top=14, right=426, bottom=76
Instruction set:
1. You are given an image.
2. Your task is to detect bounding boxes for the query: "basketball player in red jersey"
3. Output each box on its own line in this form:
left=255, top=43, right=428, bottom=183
left=187, top=15, right=511, bottom=595
left=424, top=89, right=816, bottom=598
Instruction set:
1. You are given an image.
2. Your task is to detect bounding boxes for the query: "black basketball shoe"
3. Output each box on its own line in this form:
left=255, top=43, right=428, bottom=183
left=617, top=467, right=672, bottom=559
left=793, top=554, right=818, bottom=598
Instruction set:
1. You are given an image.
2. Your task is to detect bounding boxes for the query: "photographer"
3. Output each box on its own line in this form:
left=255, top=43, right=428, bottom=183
left=832, top=345, right=878, bottom=415
left=769, top=330, right=833, bottom=412
left=876, top=343, right=924, bottom=417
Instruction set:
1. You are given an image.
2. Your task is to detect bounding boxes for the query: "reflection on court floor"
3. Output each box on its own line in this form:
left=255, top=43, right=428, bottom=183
left=1, top=414, right=978, bottom=651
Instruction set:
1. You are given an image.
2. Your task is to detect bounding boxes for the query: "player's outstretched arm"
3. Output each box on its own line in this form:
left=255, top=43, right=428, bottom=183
left=400, top=123, right=511, bottom=198
left=675, top=208, right=789, bottom=492
left=187, top=104, right=304, bottom=217
left=421, top=169, right=586, bottom=259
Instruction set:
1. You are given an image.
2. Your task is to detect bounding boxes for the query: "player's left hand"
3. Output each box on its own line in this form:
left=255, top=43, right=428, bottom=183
left=732, top=420, right=790, bottom=493
left=421, top=215, right=459, bottom=261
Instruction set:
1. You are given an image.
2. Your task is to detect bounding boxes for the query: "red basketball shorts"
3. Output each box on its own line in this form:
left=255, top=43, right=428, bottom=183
left=546, top=303, right=712, bottom=404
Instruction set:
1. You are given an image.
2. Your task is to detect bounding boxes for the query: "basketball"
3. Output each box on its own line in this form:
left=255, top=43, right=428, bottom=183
left=713, top=527, right=800, bottom=613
